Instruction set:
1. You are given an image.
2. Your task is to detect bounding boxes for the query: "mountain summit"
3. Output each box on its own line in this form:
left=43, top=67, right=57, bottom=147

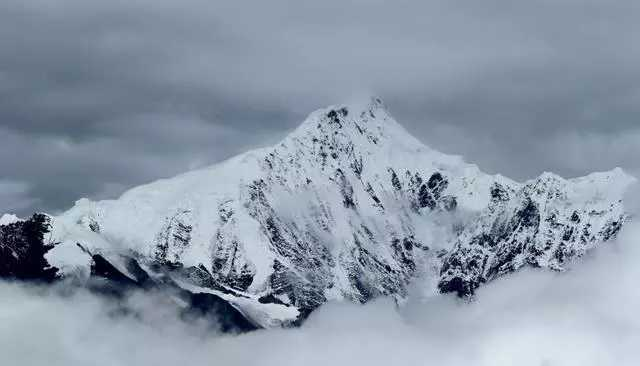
left=5, top=98, right=634, bottom=327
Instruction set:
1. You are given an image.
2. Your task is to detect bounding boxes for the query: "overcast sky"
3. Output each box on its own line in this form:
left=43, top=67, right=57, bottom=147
left=1, top=0, right=639, bottom=215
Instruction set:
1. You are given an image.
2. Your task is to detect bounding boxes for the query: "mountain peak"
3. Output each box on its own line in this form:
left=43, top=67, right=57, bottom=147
left=282, top=96, right=434, bottom=164
left=305, top=96, right=388, bottom=121
left=292, top=96, right=392, bottom=137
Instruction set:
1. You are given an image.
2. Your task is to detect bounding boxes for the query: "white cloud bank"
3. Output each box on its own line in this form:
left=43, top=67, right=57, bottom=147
left=2, top=195, right=640, bottom=366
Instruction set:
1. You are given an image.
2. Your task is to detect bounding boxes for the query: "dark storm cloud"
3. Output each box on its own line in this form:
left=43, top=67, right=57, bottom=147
left=1, top=0, right=639, bottom=214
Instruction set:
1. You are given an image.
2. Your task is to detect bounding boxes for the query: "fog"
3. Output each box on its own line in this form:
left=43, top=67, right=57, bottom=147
left=1, top=206, right=639, bottom=366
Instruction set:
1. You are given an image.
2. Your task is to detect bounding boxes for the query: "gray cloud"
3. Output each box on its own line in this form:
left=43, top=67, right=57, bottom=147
left=0, top=180, right=37, bottom=214
left=1, top=0, right=639, bottom=214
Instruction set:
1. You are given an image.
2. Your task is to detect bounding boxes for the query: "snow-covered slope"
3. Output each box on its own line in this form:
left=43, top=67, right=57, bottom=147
left=439, top=169, right=634, bottom=296
left=38, top=97, right=635, bottom=325
left=0, top=214, right=21, bottom=226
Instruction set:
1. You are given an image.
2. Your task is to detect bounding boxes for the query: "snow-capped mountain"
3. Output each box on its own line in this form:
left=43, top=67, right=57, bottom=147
left=2, top=98, right=635, bottom=327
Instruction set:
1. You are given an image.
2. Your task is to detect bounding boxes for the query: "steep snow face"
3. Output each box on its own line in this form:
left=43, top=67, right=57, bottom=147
left=44, top=98, right=636, bottom=323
